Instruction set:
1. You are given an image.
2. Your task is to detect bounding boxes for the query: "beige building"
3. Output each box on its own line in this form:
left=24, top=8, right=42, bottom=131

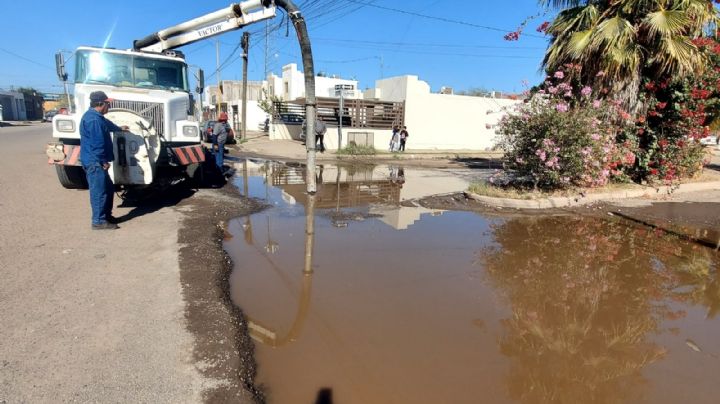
left=204, top=80, right=268, bottom=131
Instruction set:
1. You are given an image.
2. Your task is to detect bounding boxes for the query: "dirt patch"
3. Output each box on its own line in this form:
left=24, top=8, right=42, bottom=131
left=415, top=192, right=539, bottom=215
left=176, top=183, right=269, bottom=403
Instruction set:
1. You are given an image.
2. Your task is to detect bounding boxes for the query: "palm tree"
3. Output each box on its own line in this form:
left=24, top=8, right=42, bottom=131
left=541, top=0, right=718, bottom=109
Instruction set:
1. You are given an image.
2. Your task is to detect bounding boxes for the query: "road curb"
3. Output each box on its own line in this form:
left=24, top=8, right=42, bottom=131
left=464, top=180, right=720, bottom=209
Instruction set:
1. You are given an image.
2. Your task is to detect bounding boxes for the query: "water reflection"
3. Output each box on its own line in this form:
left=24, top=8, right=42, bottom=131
left=233, top=160, right=460, bottom=230
left=226, top=160, right=720, bottom=403
left=248, top=195, right=316, bottom=347
left=477, top=216, right=720, bottom=403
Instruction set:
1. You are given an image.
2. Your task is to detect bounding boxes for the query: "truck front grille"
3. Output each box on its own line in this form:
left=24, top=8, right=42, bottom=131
left=110, top=100, right=165, bottom=136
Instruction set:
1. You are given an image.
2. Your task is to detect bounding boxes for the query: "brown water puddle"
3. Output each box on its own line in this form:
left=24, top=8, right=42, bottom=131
left=226, top=161, right=720, bottom=404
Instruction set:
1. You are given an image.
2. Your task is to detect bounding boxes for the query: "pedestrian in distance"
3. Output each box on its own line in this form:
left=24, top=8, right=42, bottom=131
left=213, top=112, right=234, bottom=171
left=315, top=119, right=327, bottom=153
left=399, top=126, right=409, bottom=152
left=79, top=91, right=129, bottom=230
left=302, top=117, right=327, bottom=152
left=389, top=125, right=399, bottom=152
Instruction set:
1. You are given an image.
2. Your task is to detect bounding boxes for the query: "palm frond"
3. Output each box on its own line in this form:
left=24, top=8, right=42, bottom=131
left=655, top=34, right=701, bottom=75
left=548, top=5, right=599, bottom=36
left=568, top=29, right=595, bottom=59
left=644, top=10, right=691, bottom=39
left=592, top=16, right=637, bottom=51
left=674, top=0, right=720, bottom=34
left=621, top=0, right=663, bottom=14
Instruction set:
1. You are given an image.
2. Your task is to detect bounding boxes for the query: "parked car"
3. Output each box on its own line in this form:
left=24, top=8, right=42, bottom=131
left=200, top=120, right=236, bottom=144
left=43, top=110, right=58, bottom=122
left=200, top=120, right=216, bottom=143
left=279, top=113, right=304, bottom=124
left=700, top=133, right=719, bottom=147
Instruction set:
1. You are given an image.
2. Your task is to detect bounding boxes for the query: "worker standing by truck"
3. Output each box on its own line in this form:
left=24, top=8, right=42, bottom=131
left=213, top=112, right=233, bottom=171
left=79, top=91, right=128, bottom=230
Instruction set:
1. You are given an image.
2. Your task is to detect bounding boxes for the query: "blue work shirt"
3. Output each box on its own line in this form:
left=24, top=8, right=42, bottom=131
left=79, top=108, right=122, bottom=166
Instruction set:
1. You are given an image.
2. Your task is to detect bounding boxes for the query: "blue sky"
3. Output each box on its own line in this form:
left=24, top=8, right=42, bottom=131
left=0, top=0, right=553, bottom=96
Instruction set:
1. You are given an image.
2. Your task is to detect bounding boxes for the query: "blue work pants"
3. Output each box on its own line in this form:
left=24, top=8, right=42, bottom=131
left=215, top=141, right=225, bottom=169
left=84, top=163, right=114, bottom=225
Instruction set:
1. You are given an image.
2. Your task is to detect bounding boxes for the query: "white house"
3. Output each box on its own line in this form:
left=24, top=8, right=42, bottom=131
left=267, top=63, right=361, bottom=100
left=270, top=72, right=521, bottom=151
left=368, top=75, right=521, bottom=150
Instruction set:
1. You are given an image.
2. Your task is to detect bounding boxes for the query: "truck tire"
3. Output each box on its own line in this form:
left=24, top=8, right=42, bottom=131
left=55, top=165, right=88, bottom=189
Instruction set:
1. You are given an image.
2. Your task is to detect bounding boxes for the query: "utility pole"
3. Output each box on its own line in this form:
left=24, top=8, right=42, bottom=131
left=216, top=39, right=222, bottom=117
left=275, top=0, right=317, bottom=193
left=380, top=55, right=384, bottom=79
left=337, top=88, right=344, bottom=150
left=241, top=32, right=250, bottom=140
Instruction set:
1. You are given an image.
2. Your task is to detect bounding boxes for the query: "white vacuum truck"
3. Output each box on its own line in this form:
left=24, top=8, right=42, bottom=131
left=46, top=0, right=276, bottom=189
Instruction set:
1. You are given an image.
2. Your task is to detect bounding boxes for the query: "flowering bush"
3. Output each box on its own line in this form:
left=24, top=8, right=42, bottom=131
left=627, top=37, right=720, bottom=183
left=496, top=71, right=634, bottom=189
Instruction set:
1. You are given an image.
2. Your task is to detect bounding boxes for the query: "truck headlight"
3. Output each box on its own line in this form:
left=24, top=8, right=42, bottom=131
left=56, top=119, right=75, bottom=133
left=182, top=125, right=198, bottom=137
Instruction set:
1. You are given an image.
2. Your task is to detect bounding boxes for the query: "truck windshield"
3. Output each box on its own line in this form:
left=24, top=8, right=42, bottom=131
left=75, top=50, right=189, bottom=92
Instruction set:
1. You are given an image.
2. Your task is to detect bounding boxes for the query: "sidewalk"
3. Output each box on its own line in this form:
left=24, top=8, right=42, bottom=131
left=232, top=131, right=503, bottom=162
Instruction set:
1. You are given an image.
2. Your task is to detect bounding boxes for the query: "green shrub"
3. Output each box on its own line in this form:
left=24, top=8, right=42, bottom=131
left=337, top=144, right=376, bottom=155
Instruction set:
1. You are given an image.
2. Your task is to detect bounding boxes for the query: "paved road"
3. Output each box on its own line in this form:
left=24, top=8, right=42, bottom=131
left=0, top=124, right=208, bottom=402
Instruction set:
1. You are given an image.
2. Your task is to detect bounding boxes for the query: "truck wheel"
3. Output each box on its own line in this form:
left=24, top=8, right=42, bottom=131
left=55, top=165, right=88, bottom=189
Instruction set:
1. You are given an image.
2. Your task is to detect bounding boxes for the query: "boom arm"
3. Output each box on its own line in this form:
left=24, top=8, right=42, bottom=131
left=133, top=0, right=276, bottom=52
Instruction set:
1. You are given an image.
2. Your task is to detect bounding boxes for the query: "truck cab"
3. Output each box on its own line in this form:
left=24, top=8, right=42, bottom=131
left=49, top=47, right=201, bottom=188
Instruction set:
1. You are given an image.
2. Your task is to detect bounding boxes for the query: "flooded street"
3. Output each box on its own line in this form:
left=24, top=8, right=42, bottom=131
left=225, top=160, right=720, bottom=404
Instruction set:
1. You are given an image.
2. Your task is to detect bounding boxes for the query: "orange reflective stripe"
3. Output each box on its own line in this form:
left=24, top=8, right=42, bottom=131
left=174, top=148, right=190, bottom=165
left=190, top=146, right=205, bottom=163
left=173, top=146, right=206, bottom=165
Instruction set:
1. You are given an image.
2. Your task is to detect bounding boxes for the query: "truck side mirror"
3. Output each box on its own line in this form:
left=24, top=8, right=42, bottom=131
left=189, top=94, right=195, bottom=116
left=196, top=69, right=205, bottom=94
left=55, top=52, right=68, bottom=82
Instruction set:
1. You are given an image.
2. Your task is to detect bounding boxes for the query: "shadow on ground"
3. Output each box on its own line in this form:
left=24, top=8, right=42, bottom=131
left=451, top=157, right=503, bottom=170
left=116, top=182, right=198, bottom=223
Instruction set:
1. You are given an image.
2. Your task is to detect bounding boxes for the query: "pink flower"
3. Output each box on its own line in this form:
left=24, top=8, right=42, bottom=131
left=591, top=133, right=600, bottom=141
left=504, top=31, right=520, bottom=41
left=592, top=100, right=601, bottom=109
left=554, top=71, right=565, bottom=79
left=536, top=21, right=550, bottom=33
left=581, top=86, right=592, bottom=97
left=556, top=102, right=569, bottom=112
left=596, top=71, right=606, bottom=77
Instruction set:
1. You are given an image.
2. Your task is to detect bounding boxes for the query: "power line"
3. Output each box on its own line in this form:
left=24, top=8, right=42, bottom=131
left=0, top=48, right=54, bottom=70
left=313, top=37, right=546, bottom=50
left=343, top=0, right=547, bottom=39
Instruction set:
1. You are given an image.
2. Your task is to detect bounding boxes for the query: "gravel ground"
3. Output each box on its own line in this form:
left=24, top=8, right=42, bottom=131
left=0, top=124, right=266, bottom=403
